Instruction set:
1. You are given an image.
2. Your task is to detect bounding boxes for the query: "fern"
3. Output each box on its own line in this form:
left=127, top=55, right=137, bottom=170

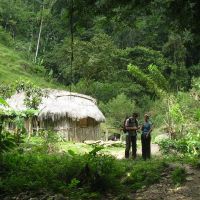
left=148, top=64, right=169, bottom=91
left=127, top=64, right=164, bottom=96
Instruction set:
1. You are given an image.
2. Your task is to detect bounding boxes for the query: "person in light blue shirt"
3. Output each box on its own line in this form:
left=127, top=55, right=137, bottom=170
left=141, top=114, right=153, bottom=160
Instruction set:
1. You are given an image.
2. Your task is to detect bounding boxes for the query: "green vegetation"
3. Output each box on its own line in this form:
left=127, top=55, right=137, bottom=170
left=123, top=159, right=166, bottom=190
left=0, top=0, right=200, bottom=199
left=0, top=43, right=63, bottom=89
left=1, top=134, right=195, bottom=199
left=0, top=129, right=199, bottom=199
left=171, top=167, right=186, bottom=186
left=0, top=143, right=166, bottom=199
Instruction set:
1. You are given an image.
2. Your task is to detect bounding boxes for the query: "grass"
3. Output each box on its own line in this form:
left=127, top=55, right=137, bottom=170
left=58, top=141, right=93, bottom=154
left=0, top=149, right=167, bottom=198
left=171, top=167, right=186, bottom=185
left=0, top=43, right=64, bottom=89
left=26, top=136, right=125, bottom=155
left=2, top=134, right=194, bottom=199
left=121, top=158, right=166, bottom=190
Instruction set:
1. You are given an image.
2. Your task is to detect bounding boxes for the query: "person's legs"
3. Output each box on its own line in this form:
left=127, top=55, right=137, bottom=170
left=146, top=136, right=151, bottom=159
left=131, top=135, right=137, bottom=159
left=125, top=134, right=131, bottom=158
left=141, top=135, right=146, bottom=160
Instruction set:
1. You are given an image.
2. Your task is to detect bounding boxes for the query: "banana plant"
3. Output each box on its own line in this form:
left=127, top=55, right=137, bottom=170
left=0, top=97, right=9, bottom=106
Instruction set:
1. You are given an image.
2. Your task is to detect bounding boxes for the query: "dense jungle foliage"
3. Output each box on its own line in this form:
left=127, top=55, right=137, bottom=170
left=0, top=0, right=200, bottom=199
left=1, top=0, right=200, bottom=92
left=0, top=0, right=200, bottom=125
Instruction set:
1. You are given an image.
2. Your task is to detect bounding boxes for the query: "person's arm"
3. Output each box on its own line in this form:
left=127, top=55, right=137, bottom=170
left=146, top=124, right=153, bottom=137
left=126, top=127, right=138, bottom=130
left=141, top=125, right=144, bottom=131
left=136, top=120, right=140, bottom=130
left=125, top=119, right=138, bottom=130
left=129, top=127, right=139, bottom=130
left=126, top=126, right=139, bottom=130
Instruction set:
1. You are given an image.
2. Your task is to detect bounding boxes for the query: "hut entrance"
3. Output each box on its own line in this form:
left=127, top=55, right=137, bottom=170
left=78, top=117, right=97, bottom=128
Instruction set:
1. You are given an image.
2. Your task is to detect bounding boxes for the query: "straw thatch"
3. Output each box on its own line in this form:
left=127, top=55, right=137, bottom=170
left=6, top=89, right=105, bottom=122
left=5, top=89, right=106, bottom=141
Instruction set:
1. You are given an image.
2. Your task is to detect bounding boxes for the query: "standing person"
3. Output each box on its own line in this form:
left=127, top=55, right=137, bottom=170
left=125, top=113, right=139, bottom=159
left=141, top=114, right=153, bottom=160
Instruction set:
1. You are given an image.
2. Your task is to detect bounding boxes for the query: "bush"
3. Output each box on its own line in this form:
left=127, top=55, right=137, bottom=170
left=85, top=154, right=123, bottom=191
left=195, top=109, right=200, bottom=121
left=158, top=131, right=200, bottom=156
left=171, top=167, right=186, bottom=185
left=0, top=153, right=85, bottom=194
left=0, top=145, right=170, bottom=199
left=0, top=146, right=125, bottom=195
left=123, top=160, right=165, bottom=190
left=154, top=134, right=170, bottom=144
left=0, top=131, right=16, bottom=153
left=100, top=93, right=135, bottom=128
left=0, top=26, right=14, bottom=47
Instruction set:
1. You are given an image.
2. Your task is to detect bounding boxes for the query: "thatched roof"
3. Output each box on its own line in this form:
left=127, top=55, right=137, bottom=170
left=6, top=89, right=105, bottom=122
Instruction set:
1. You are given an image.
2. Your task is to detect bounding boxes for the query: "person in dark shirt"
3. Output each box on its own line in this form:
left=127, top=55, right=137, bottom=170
left=125, top=112, right=140, bottom=159
left=141, top=114, right=153, bottom=160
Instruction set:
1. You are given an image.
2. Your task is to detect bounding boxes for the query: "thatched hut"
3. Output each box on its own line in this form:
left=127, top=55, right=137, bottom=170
left=6, top=89, right=105, bottom=142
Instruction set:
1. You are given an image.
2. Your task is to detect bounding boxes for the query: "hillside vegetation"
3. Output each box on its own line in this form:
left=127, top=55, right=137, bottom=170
left=0, top=43, right=63, bottom=89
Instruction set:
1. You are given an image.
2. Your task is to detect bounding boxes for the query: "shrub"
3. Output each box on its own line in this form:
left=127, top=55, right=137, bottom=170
left=0, top=146, right=125, bottom=195
left=86, top=154, right=123, bottom=191
left=0, top=26, right=14, bottom=47
left=100, top=93, right=135, bottom=128
left=158, top=131, right=200, bottom=156
left=123, top=160, right=165, bottom=190
left=171, top=167, right=186, bottom=185
left=0, top=131, right=16, bottom=153
left=0, top=153, right=85, bottom=193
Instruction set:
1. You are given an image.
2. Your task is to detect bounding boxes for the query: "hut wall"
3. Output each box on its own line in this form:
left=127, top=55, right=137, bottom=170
left=32, top=117, right=102, bottom=142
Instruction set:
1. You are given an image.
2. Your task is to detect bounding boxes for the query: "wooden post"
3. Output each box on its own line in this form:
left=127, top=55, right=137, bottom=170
left=120, top=133, right=122, bottom=142
left=28, top=118, right=32, bottom=140
left=36, top=120, right=39, bottom=136
left=105, top=129, right=108, bottom=141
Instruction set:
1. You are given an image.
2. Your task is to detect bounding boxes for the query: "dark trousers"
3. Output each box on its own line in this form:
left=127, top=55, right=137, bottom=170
left=125, top=135, right=137, bottom=158
left=141, top=134, right=151, bottom=160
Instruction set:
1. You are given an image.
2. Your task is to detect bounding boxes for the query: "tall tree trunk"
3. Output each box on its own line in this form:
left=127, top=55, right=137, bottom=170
left=34, top=3, right=44, bottom=63
left=29, top=28, right=34, bottom=53
left=69, top=0, right=74, bottom=92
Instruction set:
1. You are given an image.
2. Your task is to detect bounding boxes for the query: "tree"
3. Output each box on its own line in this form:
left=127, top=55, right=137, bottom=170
left=34, top=0, right=45, bottom=63
left=44, top=33, right=120, bottom=83
left=128, top=64, right=169, bottom=97
left=100, top=93, right=135, bottom=128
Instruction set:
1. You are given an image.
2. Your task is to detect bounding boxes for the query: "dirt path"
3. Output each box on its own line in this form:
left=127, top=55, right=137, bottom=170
left=110, top=145, right=200, bottom=200
left=131, top=164, right=200, bottom=200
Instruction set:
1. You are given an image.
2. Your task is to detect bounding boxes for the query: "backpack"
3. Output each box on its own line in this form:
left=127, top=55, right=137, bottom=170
left=125, top=117, right=138, bottom=132
left=122, top=117, right=128, bottom=133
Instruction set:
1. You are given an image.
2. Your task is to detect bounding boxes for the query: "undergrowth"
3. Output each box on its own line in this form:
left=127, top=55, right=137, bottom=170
left=122, top=159, right=166, bottom=191
left=0, top=149, right=169, bottom=200
left=171, top=167, right=186, bottom=186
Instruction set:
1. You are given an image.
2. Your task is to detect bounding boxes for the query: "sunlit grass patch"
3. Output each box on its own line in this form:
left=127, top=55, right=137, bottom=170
left=121, top=158, right=167, bottom=190
left=0, top=43, right=64, bottom=89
